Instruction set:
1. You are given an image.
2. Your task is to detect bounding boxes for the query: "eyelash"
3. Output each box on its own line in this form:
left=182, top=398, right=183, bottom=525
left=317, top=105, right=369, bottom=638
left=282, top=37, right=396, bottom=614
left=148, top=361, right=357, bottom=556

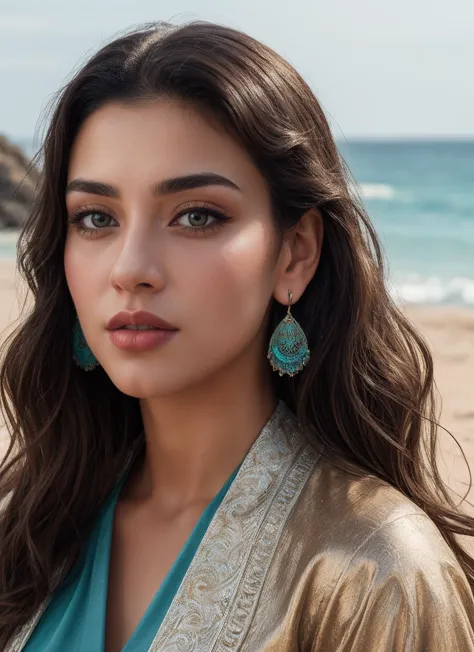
left=67, top=202, right=231, bottom=237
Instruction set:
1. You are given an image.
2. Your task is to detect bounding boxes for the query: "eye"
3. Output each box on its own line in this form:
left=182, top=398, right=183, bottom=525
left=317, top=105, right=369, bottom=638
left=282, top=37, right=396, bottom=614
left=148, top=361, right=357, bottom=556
left=82, top=212, right=115, bottom=229
left=171, top=205, right=231, bottom=235
left=68, top=208, right=118, bottom=234
left=176, top=210, right=217, bottom=228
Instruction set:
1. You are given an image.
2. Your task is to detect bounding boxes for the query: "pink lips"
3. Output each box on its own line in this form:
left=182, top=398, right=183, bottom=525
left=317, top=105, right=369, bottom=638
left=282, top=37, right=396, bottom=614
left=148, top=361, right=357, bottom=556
left=107, top=310, right=177, bottom=331
left=108, top=328, right=177, bottom=352
left=106, top=310, right=179, bottom=352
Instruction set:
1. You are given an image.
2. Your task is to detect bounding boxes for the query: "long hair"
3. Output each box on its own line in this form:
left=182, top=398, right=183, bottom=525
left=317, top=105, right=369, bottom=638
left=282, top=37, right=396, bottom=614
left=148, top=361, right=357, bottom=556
left=0, top=20, right=472, bottom=645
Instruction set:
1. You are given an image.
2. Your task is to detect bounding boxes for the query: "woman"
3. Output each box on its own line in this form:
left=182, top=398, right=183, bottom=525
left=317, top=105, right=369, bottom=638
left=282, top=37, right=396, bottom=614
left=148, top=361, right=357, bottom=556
left=0, top=19, right=473, bottom=652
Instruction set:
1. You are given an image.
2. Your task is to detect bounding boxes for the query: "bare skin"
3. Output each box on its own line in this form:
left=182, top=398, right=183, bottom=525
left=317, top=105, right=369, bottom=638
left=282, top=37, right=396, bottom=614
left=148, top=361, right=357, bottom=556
left=105, top=447, right=219, bottom=651
left=64, top=99, right=322, bottom=651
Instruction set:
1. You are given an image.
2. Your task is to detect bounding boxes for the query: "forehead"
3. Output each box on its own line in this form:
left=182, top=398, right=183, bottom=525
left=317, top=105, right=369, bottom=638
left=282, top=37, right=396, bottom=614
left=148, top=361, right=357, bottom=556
left=67, top=100, right=262, bottom=193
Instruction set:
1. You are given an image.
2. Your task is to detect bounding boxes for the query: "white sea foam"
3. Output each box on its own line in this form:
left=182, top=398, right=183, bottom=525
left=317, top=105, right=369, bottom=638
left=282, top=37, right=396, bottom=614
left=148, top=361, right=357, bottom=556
left=348, top=182, right=397, bottom=201
left=389, top=276, right=474, bottom=307
left=359, top=183, right=396, bottom=200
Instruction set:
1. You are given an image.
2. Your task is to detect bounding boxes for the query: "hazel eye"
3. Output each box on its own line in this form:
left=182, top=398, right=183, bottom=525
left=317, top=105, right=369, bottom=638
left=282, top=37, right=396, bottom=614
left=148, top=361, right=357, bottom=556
left=68, top=208, right=118, bottom=235
left=82, top=213, right=115, bottom=229
left=176, top=211, right=217, bottom=228
left=170, top=205, right=231, bottom=235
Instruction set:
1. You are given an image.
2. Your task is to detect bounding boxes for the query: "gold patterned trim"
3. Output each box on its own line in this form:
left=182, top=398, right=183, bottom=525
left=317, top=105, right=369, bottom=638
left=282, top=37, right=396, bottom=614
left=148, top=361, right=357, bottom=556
left=148, top=400, right=319, bottom=651
left=5, top=601, right=48, bottom=652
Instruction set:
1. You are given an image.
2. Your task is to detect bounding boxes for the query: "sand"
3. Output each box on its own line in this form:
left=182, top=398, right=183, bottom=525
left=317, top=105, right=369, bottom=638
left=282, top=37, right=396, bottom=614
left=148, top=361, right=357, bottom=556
left=0, top=257, right=473, bottom=511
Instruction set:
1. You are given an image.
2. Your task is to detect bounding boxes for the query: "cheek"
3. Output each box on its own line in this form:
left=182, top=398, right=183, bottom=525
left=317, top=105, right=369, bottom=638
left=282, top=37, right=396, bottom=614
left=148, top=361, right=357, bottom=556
left=64, top=236, right=103, bottom=310
left=184, top=223, right=275, bottom=333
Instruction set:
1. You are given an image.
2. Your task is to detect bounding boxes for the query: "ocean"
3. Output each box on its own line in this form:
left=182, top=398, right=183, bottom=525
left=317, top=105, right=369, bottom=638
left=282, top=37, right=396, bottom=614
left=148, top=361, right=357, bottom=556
left=4, top=138, right=474, bottom=307
left=339, top=140, right=474, bottom=308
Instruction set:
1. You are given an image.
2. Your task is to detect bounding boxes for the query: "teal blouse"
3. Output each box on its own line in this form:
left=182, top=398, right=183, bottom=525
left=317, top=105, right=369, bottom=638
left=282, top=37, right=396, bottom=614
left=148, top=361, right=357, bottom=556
left=24, top=453, right=242, bottom=651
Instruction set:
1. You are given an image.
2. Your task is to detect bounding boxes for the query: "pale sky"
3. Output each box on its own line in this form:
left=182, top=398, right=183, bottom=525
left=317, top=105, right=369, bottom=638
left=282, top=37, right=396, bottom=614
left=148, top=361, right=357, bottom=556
left=1, top=0, right=473, bottom=140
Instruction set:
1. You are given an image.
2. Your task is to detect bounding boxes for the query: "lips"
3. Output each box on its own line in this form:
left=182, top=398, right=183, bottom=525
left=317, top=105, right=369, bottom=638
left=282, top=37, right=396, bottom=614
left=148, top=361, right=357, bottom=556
left=106, top=310, right=178, bottom=331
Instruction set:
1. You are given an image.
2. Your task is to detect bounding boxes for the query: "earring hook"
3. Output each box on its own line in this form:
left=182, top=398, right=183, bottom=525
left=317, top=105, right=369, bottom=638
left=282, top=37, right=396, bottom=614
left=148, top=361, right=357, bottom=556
left=287, top=290, right=293, bottom=314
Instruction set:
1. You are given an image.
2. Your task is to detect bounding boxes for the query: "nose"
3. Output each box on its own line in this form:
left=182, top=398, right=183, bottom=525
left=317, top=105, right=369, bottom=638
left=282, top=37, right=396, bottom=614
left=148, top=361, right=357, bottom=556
left=109, top=228, right=166, bottom=296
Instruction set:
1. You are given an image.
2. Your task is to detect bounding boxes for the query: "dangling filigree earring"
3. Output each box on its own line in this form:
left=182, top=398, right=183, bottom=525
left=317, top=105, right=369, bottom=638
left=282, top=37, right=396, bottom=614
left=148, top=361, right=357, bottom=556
left=72, top=316, right=100, bottom=371
left=267, top=290, right=310, bottom=377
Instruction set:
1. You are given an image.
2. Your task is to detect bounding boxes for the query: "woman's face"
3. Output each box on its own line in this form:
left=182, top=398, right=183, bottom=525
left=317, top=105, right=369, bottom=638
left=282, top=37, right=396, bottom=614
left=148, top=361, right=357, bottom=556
left=64, top=99, right=282, bottom=398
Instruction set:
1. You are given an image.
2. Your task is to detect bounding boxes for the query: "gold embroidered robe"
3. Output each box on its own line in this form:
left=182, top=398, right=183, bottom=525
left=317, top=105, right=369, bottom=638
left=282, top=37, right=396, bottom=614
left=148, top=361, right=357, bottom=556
left=6, top=400, right=474, bottom=651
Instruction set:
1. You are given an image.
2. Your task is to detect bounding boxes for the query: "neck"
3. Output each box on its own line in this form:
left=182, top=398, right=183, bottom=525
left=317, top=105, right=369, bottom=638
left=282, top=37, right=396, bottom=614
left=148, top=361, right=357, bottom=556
left=125, top=352, right=278, bottom=514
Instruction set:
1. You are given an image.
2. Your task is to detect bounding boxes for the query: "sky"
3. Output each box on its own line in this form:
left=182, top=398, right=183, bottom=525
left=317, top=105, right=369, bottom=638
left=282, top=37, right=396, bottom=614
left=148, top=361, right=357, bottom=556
left=1, top=0, right=473, bottom=141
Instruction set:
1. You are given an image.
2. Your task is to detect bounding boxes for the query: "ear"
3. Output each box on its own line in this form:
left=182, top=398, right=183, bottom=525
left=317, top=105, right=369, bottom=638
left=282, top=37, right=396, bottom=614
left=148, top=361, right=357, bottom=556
left=273, top=208, right=323, bottom=305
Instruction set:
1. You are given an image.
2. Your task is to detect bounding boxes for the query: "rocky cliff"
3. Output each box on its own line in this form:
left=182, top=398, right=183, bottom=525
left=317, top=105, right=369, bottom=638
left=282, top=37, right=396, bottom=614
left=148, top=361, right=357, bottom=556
left=0, top=134, right=41, bottom=229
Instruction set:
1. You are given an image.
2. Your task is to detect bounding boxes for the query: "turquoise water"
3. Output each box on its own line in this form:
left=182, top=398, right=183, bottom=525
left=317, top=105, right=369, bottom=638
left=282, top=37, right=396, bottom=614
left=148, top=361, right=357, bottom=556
left=339, top=140, right=474, bottom=306
left=0, top=243, right=17, bottom=258
left=6, top=138, right=474, bottom=307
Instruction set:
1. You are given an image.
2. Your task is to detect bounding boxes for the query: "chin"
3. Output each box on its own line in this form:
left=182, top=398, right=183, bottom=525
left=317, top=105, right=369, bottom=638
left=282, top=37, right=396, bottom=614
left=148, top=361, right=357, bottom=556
left=106, top=370, right=186, bottom=399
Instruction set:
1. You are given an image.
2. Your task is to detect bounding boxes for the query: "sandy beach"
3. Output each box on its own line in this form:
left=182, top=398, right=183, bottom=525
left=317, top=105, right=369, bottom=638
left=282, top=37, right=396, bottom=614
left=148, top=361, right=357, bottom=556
left=0, top=257, right=473, bottom=511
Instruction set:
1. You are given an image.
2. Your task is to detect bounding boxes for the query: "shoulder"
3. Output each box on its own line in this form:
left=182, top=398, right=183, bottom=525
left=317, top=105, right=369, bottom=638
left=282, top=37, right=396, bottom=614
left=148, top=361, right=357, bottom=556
left=292, top=454, right=474, bottom=650
left=298, top=452, right=447, bottom=553
left=289, top=446, right=472, bottom=578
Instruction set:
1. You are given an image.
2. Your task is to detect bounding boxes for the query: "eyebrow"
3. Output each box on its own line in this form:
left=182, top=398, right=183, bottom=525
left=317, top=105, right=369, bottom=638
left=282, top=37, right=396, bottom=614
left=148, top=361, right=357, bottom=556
left=65, top=173, right=242, bottom=198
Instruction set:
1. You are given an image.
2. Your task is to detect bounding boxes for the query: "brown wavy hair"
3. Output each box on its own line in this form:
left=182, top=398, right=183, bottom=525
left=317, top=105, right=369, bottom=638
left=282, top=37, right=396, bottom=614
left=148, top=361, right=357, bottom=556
left=0, top=19, right=473, bottom=646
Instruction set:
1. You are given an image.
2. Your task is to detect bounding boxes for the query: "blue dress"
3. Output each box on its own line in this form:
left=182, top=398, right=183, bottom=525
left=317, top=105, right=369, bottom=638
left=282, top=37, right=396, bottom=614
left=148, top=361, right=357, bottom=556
left=24, top=451, right=242, bottom=651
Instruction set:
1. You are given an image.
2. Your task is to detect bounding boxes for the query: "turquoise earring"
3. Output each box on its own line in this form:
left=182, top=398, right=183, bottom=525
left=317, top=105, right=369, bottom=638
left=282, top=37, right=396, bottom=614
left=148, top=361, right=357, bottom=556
left=267, top=290, right=310, bottom=377
left=72, top=316, right=100, bottom=371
